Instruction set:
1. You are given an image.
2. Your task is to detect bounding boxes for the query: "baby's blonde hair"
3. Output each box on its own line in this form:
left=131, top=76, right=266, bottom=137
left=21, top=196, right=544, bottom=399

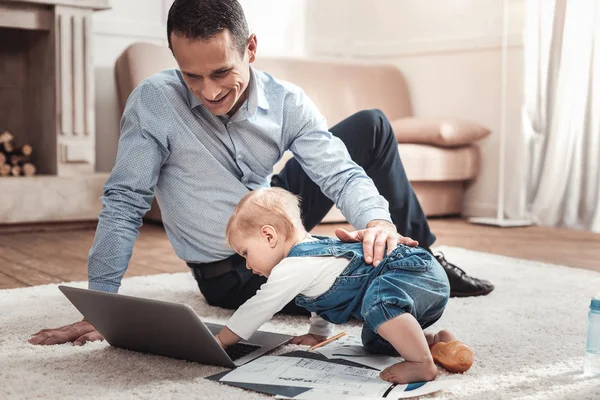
left=226, top=187, right=304, bottom=246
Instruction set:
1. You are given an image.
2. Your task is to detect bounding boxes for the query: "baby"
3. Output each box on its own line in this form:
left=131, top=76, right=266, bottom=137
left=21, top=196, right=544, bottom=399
left=216, top=187, right=473, bottom=383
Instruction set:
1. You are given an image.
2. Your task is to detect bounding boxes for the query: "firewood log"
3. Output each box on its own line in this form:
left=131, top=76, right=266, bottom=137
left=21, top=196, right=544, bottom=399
left=0, top=141, right=13, bottom=154
left=0, top=130, right=14, bottom=144
left=9, top=154, right=29, bottom=166
left=21, top=163, right=36, bottom=176
left=20, top=144, right=33, bottom=156
left=10, top=165, right=20, bottom=177
left=0, top=163, right=10, bottom=177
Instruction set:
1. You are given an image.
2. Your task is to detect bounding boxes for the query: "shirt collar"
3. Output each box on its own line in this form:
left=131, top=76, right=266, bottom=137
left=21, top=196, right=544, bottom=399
left=185, top=66, right=269, bottom=117
left=248, top=65, right=270, bottom=113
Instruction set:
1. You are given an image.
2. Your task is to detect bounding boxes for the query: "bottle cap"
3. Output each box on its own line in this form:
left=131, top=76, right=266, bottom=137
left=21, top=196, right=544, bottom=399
left=591, top=295, right=600, bottom=311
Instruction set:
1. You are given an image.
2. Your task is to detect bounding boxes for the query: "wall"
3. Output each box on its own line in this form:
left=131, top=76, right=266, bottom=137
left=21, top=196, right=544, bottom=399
left=305, top=0, right=527, bottom=218
left=241, top=0, right=306, bottom=57
left=93, top=0, right=306, bottom=173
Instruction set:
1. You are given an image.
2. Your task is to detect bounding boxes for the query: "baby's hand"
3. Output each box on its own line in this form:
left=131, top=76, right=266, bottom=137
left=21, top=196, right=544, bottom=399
left=290, top=333, right=327, bottom=346
left=215, top=334, right=227, bottom=349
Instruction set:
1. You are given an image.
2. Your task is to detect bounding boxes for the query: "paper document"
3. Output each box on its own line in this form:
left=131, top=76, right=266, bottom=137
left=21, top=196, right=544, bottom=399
left=314, top=333, right=402, bottom=370
left=220, top=356, right=393, bottom=397
left=315, top=343, right=402, bottom=370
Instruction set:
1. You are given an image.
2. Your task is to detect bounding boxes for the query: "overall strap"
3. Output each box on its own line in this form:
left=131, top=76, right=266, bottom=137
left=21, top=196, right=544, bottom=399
left=287, top=235, right=334, bottom=258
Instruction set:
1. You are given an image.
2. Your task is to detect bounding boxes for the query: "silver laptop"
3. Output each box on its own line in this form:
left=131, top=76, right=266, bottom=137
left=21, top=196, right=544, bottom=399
left=58, top=285, right=292, bottom=368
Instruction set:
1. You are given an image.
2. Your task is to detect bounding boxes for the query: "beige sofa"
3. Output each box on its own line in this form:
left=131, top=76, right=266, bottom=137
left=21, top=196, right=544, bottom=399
left=115, top=43, right=488, bottom=223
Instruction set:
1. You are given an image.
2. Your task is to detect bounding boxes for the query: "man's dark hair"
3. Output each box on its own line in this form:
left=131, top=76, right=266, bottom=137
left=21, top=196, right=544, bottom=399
left=167, top=0, right=249, bottom=55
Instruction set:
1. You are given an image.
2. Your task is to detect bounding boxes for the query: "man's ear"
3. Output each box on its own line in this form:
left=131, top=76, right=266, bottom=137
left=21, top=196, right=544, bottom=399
left=247, top=34, right=257, bottom=64
left=260, top=225, right=278, bottom=247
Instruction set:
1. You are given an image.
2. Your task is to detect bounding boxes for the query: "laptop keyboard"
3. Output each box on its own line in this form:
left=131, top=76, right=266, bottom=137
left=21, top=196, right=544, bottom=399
left=225, top=343, right=261, bottom=361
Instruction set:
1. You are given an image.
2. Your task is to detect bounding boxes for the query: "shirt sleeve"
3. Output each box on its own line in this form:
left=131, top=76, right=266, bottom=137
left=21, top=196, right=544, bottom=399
left=226, top=259, right=317, bottom=340
left=88, top=82, right=170, bottom=293
left=283, top=87, right=392, bottom=229
left=308, top=312, right=333, bottom=338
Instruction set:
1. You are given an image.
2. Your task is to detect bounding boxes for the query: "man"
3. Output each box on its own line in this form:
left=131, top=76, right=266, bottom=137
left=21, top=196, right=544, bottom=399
left=29, top=0, right=493, bottom=347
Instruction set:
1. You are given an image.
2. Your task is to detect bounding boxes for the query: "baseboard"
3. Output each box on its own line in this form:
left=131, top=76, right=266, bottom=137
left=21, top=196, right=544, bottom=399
left=462, top=202, right=497, bottom=218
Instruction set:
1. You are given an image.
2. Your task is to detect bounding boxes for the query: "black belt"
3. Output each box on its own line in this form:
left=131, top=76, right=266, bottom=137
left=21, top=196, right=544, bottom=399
left=187, top=255, right=239, bottom=280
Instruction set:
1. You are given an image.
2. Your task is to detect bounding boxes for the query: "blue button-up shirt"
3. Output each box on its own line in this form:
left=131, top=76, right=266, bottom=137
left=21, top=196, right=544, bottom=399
left=88, top=67, right=391, bottom=293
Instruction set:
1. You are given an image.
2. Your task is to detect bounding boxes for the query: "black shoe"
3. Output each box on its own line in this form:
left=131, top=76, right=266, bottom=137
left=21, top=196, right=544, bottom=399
left=434, top=252, right=494, bottom=297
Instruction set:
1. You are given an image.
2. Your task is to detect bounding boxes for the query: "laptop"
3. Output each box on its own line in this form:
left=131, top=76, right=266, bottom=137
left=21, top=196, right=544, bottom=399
left=58, top=285, right=292, bottom=368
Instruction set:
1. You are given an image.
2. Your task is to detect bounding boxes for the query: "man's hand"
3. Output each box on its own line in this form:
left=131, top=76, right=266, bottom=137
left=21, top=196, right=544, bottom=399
left=336, top=220, right=418, bottom=267
left=29, top=320, right=104, bottom=346
left=290, top=333, right=327, bottom=347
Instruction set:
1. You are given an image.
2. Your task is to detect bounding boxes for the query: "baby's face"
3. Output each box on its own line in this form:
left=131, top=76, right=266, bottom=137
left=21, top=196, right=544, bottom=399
left=230, top=232, right=284, bottom=277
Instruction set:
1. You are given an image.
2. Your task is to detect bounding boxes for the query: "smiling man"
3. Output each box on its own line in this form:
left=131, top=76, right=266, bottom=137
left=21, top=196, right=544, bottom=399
left=173, top=27, right=250, bottom=116
left=29, top=0, right=493, bottom=347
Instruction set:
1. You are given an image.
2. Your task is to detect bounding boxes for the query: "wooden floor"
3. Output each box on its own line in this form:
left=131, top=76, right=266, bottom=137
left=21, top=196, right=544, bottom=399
left=1, top=218, right=599, bottom=290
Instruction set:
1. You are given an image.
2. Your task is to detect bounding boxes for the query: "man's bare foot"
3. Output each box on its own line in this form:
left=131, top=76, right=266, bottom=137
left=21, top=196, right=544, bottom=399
left=380, top=360, right=438, bottom=384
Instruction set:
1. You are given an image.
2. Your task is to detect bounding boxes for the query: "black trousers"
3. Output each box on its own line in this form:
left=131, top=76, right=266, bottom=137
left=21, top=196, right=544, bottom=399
left=194, top=109, right=436, bottom=315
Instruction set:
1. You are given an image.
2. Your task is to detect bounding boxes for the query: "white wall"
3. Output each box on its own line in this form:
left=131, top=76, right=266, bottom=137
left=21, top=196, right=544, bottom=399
left=240, top=0, right=306, bottom=57
left=93, top=0, right=306, bottom=172
left=305, top=0, right=527, bottom=218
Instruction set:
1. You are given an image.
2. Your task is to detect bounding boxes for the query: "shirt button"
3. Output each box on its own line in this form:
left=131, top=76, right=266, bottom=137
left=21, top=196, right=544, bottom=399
left=237, top=154, right=243, bottom=160
left=242, top=177, right=248, bottom=183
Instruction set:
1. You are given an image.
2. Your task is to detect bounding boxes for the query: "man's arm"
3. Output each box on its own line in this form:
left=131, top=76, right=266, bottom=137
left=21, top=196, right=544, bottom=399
left=88, top=83, right=169, bottom=292
left=284, top=89, right=417, bottom=265
left=284, top=90, right=390, bottom=231
left=29, top=82, right=170, bottom=345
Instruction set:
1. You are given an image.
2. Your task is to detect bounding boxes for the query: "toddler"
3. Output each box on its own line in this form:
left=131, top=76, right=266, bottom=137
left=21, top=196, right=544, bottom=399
left=216, top=187, right=472, bottom=383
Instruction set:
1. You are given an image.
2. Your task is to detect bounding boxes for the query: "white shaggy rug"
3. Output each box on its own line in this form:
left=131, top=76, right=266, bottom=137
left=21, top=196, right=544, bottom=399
left=2, top=246, right=600, bottom=400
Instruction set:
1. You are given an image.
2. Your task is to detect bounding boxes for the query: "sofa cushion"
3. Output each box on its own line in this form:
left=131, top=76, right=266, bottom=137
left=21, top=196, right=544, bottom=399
left=391, top=117, right=490, bottom=148
left=398, top=143, right=480, bottom=181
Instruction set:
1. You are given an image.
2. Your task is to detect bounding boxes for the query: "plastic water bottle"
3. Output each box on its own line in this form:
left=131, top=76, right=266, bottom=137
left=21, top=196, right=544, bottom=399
left=583, top=295, right=600, bottom=376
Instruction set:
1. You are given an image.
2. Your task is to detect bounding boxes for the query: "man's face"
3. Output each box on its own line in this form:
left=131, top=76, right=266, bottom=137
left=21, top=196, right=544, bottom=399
left=170, top=30, right=257, bottom=117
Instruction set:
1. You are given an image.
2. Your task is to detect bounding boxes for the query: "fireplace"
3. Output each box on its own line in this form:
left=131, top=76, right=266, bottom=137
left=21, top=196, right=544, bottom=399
left=0, top=0, right=110, bottom=224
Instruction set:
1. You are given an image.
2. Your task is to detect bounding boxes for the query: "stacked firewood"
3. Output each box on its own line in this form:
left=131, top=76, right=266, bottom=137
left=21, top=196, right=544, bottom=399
left=0, top=130, right=36, bottom=177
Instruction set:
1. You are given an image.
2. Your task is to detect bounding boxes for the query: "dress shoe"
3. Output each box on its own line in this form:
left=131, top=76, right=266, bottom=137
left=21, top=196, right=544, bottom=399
left=435, top=252, right=494, bottom=297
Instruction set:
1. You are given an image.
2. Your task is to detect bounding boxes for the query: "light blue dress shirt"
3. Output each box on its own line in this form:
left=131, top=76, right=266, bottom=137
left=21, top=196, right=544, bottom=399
left=88, top=67, right=391, bottom=293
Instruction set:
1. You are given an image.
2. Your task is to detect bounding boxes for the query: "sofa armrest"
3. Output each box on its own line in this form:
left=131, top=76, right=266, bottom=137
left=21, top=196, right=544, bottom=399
left=390, top=117, right=491, bottom=148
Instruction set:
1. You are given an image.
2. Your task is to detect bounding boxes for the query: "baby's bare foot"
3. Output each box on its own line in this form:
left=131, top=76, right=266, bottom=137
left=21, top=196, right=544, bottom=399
left=379, top=361, right=438, bottom=384
left=434, top=329, right=456, bottom=344
left=424, top=329, right=456, bottom=346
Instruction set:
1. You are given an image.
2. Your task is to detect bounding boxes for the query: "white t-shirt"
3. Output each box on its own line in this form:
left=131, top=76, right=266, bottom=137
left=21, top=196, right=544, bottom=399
left=226, top=241, right=350, bottom=340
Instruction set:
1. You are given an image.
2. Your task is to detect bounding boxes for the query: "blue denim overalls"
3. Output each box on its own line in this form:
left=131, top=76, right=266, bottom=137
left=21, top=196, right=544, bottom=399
left=290, top=236, right=450, bottom=355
